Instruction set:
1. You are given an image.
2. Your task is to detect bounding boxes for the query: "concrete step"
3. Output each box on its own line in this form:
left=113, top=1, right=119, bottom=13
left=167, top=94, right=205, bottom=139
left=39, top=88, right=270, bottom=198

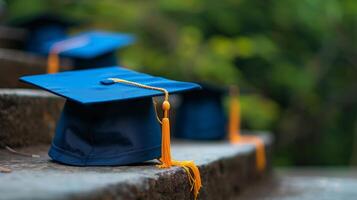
left=0, top=49, right=47, bottom=88
left=0, top=89, right=274, bottom=199
left=0, top=49, right=72, bottom=88
left=0, top=134, right=272, bottom=200
left=0, top=26, right=27, bottom=49
left=237, top=168, right=357, bottom=200
left=0, top=89, right=64, bottom=147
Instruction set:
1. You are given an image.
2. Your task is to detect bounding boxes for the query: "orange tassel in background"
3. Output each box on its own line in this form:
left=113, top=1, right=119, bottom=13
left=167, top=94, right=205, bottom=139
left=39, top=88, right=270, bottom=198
left=228, top=86, right=266, bottom=172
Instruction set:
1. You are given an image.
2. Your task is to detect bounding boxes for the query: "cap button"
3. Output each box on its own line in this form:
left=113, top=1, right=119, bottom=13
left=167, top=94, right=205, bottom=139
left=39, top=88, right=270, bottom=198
left=100, top=79, right=115, bottom=85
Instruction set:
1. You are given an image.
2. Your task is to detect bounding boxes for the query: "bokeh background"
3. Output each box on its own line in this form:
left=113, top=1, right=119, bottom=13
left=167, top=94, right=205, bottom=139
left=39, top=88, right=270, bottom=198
left=2, top=0, right=356, bottom=166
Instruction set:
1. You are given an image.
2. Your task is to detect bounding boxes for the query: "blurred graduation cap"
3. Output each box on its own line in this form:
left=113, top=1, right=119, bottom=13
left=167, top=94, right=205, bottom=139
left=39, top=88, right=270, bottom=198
left=20, top=66, right=200, bottom=165
left=9, top=13, right=80, bottom=53
left=176, top=83, right=267, bottom=172
left=175, top=84, right=228, bottom=140
left=20, top=66, right=202, bottom=198
left=46, top=30, right=135, bottom=72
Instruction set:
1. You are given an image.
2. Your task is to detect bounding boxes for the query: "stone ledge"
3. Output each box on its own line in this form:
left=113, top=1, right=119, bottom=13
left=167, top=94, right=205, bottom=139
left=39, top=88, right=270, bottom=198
left=0, top=89, right=64, bottom=147
left=237, top=168, right=357, bottom=199
left=0, top=49, right=72, bottom=88
left=0, top=49, right=47, bottom=88
left=0, top=134, right=272, bottom=200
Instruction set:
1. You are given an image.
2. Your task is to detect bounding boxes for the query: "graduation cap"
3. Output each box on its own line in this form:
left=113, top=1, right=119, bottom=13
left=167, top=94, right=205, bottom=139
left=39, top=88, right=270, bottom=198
left=176, top=84, right=267, bottom=172
left=9, top=13, right=79, bottom=53
left=20, top=66, right=202, bottom=198
left=47, top=30, right=135, bottom=73
left=175, top=84, right=228, bottom=140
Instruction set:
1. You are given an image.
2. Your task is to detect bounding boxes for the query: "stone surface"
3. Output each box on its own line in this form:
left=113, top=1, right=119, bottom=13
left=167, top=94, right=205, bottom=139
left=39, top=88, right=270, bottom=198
left=236, top=168, right=357, bottom=200
left=0, top=89, right=64, bottom=147
left=0, top=26, right=27, bottom=49
left=0, top=49, right=47, bottom=88
left=0, top=134, right=272, bottom=200
left=0, top=48, right=72, bottom=88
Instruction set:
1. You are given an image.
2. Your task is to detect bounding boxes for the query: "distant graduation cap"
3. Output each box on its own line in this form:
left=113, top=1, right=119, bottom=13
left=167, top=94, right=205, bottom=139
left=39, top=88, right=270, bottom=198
left=46, top=30, right=135, bottom=72
left=20, top=66, right=202, bottom=198
left=9, top=13, right=80, bottom=53
left=175, top=84, right=228, bottom=140
left=176, top=83, right=267, bottom=172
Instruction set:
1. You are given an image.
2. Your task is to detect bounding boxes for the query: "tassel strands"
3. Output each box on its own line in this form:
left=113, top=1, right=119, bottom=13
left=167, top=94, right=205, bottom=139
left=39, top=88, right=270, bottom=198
left=172, top=160, right=202, bottom=198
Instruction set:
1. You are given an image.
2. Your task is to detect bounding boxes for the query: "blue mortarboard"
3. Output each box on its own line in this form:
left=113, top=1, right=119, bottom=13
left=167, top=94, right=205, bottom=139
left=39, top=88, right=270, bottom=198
left=20, top=66, right=200, bottom=166
left=175, top=85, right=227, bottom=140
left=46, top=30, right=135, bottom=70
left=10, top=13, right=79, bottom=53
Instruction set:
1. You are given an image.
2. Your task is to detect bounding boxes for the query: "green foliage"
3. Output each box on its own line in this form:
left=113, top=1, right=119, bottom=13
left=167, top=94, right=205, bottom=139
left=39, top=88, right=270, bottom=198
left=240, top=94, right=280, bottom=130
left=4, top=0, right=357, bottom=166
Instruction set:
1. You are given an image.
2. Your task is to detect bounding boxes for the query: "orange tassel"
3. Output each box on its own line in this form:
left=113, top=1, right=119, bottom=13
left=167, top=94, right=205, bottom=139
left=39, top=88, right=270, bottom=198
left=172, top=160, right=202, bottom=199
left=159, top=117, right=172, bottom=168
left=108, top=78, right=202, bottom=199
left=47, top=52, right=60, bottom=74
left=158, top=100, right=202, bottom=199
left=238, top=136, right=266, bottom=172
left=228, top=94, right=240, bottom=143
left=228, top=86, right=266, bottom=172
left=46, top=37, right=89, bottom=74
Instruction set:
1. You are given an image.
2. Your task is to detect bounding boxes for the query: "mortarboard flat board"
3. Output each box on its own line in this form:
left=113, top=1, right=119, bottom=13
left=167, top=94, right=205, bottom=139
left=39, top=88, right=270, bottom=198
left=175, top=84, right=228, bottom=140
left=20, top=66, right=200, bottom=166
left=9, top=13, right=81, bottom=54
left=46, top=30, right=136, bottom=69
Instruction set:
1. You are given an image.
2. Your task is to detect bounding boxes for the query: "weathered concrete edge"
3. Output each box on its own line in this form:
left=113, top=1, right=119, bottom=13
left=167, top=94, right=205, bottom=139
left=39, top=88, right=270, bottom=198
left=68, top=134, right=273, bottom=200
left=0, top=89, right=64, bottom=147
left=0, top=49, right=73, bottom=88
